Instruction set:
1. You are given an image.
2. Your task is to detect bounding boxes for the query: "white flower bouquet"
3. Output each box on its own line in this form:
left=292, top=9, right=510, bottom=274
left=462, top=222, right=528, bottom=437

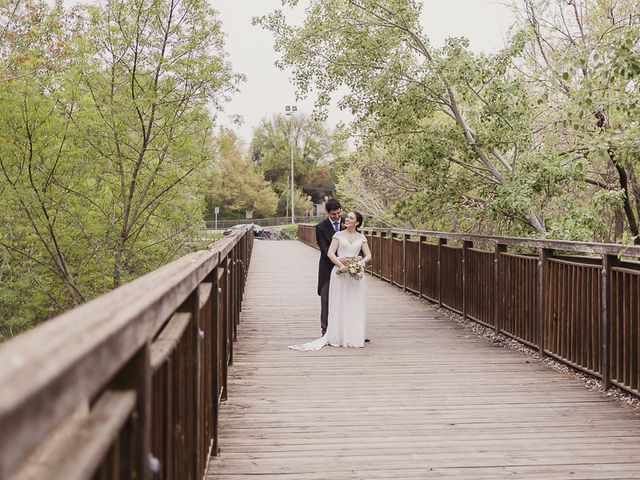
left=337, top=258, right=364, bottom=280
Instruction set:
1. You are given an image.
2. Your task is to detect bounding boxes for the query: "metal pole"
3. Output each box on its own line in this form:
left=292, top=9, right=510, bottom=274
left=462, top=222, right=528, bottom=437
left=290, top=131, right=295, bottom=224
left=285, top=105, right=297, bottom=224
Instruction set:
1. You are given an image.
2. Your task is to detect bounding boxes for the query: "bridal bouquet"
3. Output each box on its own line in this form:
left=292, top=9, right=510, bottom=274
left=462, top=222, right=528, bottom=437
left=337, top=258, right=364, bottom=280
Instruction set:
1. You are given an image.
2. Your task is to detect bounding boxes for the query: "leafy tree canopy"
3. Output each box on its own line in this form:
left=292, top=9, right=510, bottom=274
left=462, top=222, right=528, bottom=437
left=250, top=113, right=347, bottom=209
left=257, top=0, right=640, bottom=242
left=0, top=0, right=241, bottom=341
left=208, top=130, right=279, bottom=218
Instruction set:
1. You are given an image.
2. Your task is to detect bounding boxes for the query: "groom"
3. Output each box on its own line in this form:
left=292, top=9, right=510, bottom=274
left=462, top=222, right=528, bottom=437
left=316, top=198, right=343, bottom=336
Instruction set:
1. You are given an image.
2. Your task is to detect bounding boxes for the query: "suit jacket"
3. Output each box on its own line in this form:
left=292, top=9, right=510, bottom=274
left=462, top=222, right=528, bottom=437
left=316, top=217, right=344, bottom=295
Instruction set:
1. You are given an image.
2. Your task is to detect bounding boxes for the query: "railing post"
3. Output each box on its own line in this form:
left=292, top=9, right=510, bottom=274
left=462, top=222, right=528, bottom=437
left=175, top=290, right=202, bottom=480
left=218, top=264, right=229, bottom=401
left=234, top=248, right=240, bottom=333
left=601, top=254, right=614, bottom=391
left=231, top=253, right=238, bottom=342
left=112, top=342, right=151, bottom=480
left=494, top=243, right=507, bottom=334
left=402, top=234, right=407, bottom=292
left=368, top=230, right=373, bottom=275
left=537, top=248, right=551, bottom=355
left=418, top=235, right=427, bottom=297
left=462, top=240, right=473, bottom=321
left=437, top=238, right=447, bottom=306
left=226, top=257, right=234, bottom=365
left=209, top=267, right=220, bottom=457
left=390, top=231, right=396, bottom=285
left=377, top=231, right=383, bottom=278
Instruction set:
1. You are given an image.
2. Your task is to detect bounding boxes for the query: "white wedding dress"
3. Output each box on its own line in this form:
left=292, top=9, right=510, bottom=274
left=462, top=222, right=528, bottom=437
left=290, top=231, right=367, bottom=351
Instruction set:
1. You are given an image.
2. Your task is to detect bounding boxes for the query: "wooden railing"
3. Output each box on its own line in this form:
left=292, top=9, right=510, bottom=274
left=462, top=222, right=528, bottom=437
left=0, top=226, right=253, bottom=480
left=298, top=224, right=640, bottom=398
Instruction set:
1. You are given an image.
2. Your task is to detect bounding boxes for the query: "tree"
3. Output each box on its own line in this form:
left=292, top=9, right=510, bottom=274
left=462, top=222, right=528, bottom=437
left=256, top=1, right=550, bottom=234
left=208, top=130, right=278, bottom=218
left=257, top=0, right=640, bottom=241
left=0, top=0, right=92, bottom=320
left=334, top=147, right=418, bottom=227
left=516, top=0, right=640, bottom=243
left=250, top=113, right=347, bottom=210
left=0, top=0, right=240, bottom=340
left=73, top=0, right=242, bottom=286
left=276, top=186, right=314, bottom=219
left=336, top=142, right=494, bottom=231
left=0, top=0, right=79, bottom=83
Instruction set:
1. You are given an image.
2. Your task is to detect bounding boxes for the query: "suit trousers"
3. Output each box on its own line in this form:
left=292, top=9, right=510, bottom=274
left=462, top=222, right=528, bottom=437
left=320, top=281, right=330, bottom=335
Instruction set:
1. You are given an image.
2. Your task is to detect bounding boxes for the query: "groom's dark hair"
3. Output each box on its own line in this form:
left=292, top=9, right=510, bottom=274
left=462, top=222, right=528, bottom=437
left=325, top=198, right=341, bottom=212
left=354, top=211, right=364, bottom=231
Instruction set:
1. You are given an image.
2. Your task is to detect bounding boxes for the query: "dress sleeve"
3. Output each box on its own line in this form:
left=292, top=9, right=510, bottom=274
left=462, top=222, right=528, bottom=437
left=361, top=233, right=368, bottom=243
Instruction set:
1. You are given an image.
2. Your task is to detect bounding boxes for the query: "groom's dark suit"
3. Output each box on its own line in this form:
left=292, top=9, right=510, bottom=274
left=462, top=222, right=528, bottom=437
left=316, top=216, right=344, bottom=335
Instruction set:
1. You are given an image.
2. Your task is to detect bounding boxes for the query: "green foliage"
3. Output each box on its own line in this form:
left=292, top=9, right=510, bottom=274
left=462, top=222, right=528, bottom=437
left=250, top=113, right=347, bottom=210
left=208, top=130, right=278, bottom=218
left=256, top=0, right=548, bottom=234
left=0, top=0, right=240, bottom=341
left=334, top=146, right=424, bottom=228
left=276, top=223, right=299, bottom=240
left=259, top=0, right=640, bottom=243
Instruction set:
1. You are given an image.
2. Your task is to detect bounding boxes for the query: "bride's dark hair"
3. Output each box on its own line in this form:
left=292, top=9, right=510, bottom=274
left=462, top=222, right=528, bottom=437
left=354, top=211, right=364, bottom=232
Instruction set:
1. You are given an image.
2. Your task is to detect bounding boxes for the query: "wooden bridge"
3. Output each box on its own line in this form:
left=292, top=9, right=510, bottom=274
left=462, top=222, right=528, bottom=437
left=1, top=225, right=640, bottom=479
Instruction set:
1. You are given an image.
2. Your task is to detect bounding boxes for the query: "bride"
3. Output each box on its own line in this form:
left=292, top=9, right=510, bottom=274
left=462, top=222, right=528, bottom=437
left=290, top=211, right=372, bottom=351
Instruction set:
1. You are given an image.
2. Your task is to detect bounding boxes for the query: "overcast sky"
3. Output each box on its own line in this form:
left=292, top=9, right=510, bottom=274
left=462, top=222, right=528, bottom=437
left=214, top=0, right=517, bottom=144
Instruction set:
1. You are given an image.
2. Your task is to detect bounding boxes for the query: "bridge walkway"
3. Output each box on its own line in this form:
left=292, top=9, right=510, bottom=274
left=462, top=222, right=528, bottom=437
left=207, top=240, right=640, bottom=479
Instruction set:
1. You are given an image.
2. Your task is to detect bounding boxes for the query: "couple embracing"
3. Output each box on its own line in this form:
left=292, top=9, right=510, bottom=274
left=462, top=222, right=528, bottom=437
left=290, top=199, right=372, bottom=351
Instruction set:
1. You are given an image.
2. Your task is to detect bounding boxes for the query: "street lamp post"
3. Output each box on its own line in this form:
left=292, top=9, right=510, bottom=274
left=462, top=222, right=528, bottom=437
left=285, top=105, right=297, bottom=224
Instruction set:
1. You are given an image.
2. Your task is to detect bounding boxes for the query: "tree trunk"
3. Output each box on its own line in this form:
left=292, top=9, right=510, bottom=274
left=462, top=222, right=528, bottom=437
left=625, top=163, right=640, bottom=231
left=113, top=235, right=126, bottom=288
left=527, top=209, right=547, bottom=234
left=615, top=209, right=624, bottom=243
left=446, top=87, right=547, bottom=234
left=610, top=150, right=640, bottom=244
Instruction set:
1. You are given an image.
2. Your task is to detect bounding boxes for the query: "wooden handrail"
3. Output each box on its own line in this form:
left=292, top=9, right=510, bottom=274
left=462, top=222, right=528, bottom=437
left=299, top=223, right=640, bottom=257
left=12, top=390, right=137, bottom=480
left=361, top=227, right=640, bottom=257
left=298, top=224, right=640, bottom=398
left=0, top=226, right=253, bottom=479
left=150, top=312, right=191, bottom=372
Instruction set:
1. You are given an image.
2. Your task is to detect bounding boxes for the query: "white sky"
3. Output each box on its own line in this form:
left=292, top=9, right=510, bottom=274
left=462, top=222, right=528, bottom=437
left=214, top=0, right=517, bottom=144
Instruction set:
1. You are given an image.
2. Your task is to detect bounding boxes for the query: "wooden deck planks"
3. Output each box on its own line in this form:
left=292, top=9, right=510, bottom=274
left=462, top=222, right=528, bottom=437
left=207, top=241, right=640, bottom=479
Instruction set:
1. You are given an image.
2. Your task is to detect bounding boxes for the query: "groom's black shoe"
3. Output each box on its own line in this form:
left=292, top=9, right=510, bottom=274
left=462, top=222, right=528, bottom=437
left=365, top=338, right=370, bottom=343
left=322, top=330, right=326, bottom=336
